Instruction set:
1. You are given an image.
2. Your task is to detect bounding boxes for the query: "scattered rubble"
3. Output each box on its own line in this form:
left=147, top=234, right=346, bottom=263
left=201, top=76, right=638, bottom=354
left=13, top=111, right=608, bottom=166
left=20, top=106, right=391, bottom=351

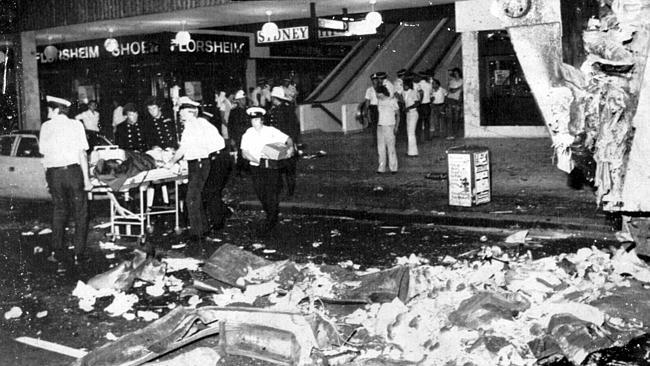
left=4, top=306, right=22, bottom=320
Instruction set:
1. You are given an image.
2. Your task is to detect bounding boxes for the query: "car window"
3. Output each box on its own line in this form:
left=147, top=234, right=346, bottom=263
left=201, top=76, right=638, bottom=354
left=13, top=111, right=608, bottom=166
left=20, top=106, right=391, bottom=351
left=16, top=136, right=41, bottom=157
left=0, top=136, right=15, bottom=156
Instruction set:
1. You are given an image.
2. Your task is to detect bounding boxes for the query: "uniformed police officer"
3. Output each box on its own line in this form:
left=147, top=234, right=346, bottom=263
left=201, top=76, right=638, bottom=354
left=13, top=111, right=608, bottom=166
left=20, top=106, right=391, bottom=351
left=240, top=107, right=294, bottom=234
left=39, top=96, right=92, bottom=266
left=267, top=86, right=300, bottom=197
left=165, top=97, right=225, bottom=243
left=115, top=103, right=148, bottom=152
left=363, top=73, right=381, bottom=128
left=144, top=97, right=177, bottom=149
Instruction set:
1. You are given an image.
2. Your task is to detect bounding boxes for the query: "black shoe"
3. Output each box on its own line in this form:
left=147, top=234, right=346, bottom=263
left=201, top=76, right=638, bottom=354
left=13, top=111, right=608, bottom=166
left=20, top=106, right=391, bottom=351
left=391, top=171, right=398, bottom=175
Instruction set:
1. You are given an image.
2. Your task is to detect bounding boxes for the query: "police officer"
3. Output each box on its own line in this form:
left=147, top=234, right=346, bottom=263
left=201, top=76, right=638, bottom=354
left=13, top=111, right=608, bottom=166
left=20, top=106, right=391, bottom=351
left=240, top=107, right=294, bottom=234
left=115, top=102, right=148, bottom=152
left=165, top=97, right=225, bottom=243
left=144, top=97, right=177, bottom=149
left=362, top=73, right=381, bottom=128
left=39, top=96, right=91, bottom=266
left=228, top=90, right=250, bottom=176
left=267, top=86, right=300, bottom=197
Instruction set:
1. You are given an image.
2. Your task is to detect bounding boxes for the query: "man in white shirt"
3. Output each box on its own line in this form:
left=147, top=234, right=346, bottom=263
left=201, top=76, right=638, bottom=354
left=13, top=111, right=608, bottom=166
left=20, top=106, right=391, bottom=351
left=362, top=73, right=381, bottom=128
left=39, top=96, right=91, bottom=266
left=167, top=97, right=225, bottom=244
left=403, top=78, right=420, bottom=157
left=112, top=98, right=126, bottom=133
left=240, top=107, right=294, bottom=234
left=447, top=67, right=464, bottom=139
left=75, top=100, right=100, bottom=132
left=415, top=72, right=433, bottom=141
left=430, top=78, right=448, bottom=138
left=376, top=86, right=400, bottom=174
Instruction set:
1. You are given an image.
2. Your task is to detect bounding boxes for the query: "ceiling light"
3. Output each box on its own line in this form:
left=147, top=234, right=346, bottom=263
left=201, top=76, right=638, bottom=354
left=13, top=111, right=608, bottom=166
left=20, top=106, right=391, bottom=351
left=104, top=28, right=119, bottom=53
left=175, top=21, right=192, bottom=46
left=43, top=37, right=58, bottom=61
left=261, top=10, right=279, bottom=39
left=365, top=0, right=383, bottom=29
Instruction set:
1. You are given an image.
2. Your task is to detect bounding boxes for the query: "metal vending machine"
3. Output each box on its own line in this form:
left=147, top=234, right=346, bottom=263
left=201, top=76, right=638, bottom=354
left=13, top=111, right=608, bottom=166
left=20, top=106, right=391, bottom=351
left=446, top=146, right=491, bottom=207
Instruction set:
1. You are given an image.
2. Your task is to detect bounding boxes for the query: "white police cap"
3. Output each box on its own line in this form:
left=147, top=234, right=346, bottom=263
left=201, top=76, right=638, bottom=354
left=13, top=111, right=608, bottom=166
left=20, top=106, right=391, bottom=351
left=178, top=96, right=200, bottom=109
left=246, top=107, right=266, bottom=118
left=46, top=95, right=71, bottom=107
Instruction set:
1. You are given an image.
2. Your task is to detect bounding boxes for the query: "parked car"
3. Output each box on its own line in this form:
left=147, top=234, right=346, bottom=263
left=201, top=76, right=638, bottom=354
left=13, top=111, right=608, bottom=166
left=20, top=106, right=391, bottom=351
left=0, top=130, right=113, bottom=200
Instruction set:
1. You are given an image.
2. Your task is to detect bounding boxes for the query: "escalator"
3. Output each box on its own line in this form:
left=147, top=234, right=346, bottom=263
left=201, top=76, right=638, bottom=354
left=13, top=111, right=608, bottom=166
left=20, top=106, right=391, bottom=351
left=299, top=17, right=461, bottom=133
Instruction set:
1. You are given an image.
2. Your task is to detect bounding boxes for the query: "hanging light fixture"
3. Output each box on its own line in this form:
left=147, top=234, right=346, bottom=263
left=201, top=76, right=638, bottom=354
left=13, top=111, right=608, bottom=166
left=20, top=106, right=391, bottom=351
left=365, top=0, right=383, bottom=29
left=175, top=21, right=192, bottom=46
left=261, top=10, right=279, bottom=39
left=43, top=36, right=58, bottom=61
left=104, top=28, right=119, bottom=53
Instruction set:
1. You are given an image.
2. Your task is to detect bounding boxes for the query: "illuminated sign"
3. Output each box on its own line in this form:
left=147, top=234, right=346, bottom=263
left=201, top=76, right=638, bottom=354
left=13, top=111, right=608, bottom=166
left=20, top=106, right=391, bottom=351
left=256, top=26, right=309, bottom=44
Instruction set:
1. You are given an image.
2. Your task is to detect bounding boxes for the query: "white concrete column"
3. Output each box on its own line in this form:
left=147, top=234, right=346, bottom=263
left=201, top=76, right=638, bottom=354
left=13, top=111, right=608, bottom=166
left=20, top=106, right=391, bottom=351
left=462, top=31, right=480, bottom=138
left=17, top=31, right=41, bottom=130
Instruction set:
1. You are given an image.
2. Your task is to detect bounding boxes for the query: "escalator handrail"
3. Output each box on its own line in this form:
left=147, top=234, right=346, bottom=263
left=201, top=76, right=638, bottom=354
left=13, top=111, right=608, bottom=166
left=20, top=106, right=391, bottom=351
left=305, top=38, right=370, bottom=103
left=405, top=18, right=449, bottom=71
left=428, top=34, right=461, bottom=77
left=312, top=23, right=404, bottom=104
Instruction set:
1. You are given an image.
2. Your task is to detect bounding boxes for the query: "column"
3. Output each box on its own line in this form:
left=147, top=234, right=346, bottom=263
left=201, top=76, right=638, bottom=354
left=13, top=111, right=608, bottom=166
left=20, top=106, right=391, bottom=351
left=461, top=31, right=480, bottom=138
left=17, top=31, right=41, bottom=130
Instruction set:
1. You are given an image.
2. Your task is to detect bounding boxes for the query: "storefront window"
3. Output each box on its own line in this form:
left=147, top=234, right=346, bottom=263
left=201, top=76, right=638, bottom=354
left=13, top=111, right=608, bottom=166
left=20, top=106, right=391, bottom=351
left=479, top=31, right=543, bottom=126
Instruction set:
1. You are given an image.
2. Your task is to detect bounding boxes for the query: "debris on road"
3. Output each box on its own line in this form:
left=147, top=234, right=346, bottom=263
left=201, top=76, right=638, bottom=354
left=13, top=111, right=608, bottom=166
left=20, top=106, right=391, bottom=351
left=504, top=230, right=528, bottom=244
left=37, top=228, right=52, bottom=235
left=4, top=306, right=22, bottom=319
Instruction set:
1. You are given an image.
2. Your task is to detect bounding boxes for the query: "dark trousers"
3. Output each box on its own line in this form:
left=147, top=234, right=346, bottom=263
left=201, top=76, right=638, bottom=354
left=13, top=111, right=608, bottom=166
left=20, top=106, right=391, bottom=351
left=187, top=159, right=210, bottom=237
left=447, top=98, right=463, bottom=137
left=45, top=165, right=88, bottom=256
left=369, top=105, right=379, bottom=128
left=431, top=103, right=446, bottom=137
left=417, top=103, right=432, bottom=140
left=202, top=152, right=231, bottom=231
left=279, top=156, right=297, bottom=197
left=250, top=164, right=281, bottom=229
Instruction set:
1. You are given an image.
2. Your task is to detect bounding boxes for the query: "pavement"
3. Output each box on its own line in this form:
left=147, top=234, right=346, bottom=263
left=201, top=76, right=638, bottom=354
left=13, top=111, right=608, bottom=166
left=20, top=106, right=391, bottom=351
left=228, top=128, right=618, bottom=236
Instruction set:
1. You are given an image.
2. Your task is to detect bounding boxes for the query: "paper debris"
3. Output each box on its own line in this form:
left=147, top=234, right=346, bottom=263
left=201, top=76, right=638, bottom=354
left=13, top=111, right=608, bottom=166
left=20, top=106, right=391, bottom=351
left=262, top=249, right=276, bottom=254
left=104, top=293, right=138, bottom=317
left=188, top=295, right=202, bottom=308
left=146, top=282, right=165, bottom=297
left=36, top=310, right=48, bottom=318
left=38, top=228, right=52, bottom=235
left=162, top=257, right=203, bottom=272
left=122, top=313, right=136, bottom=321
left=105, top=332, right=118, bottom=341
left=33, top=246, right=44, bottom=254
left=99, top=241, right=128, bottom=251
left=504, top=230, right=528, bottom=244
left=252, top=243, right=265, bottom=250
left=4, top=306, right=22, bottom=319
left=171, top=243, right=186, bottom=249
left=312, top=241, right=322, bottom=248
left=137, top=310, right=159, bottom=321
left=21, top=232, right=34, bottom=236
left=93, top=222, right=112, bottom=229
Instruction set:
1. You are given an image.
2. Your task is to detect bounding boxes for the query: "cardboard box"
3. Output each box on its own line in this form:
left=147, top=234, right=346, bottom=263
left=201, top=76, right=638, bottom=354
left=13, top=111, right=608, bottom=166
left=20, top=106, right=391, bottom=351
left=447, top=145, right=491, bottom=207
left=262, top=143, right=290, bottom=160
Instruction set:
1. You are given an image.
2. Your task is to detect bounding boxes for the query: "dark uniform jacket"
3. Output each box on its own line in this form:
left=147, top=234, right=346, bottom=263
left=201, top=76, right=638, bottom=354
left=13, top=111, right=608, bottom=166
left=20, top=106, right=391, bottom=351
left=268, top=101, right=300, bottom=143
left=228, top=106, right=249, bottom=145
left=115, top=121, right=148, bottom=152
left=145, top=113, right=177, bottom=149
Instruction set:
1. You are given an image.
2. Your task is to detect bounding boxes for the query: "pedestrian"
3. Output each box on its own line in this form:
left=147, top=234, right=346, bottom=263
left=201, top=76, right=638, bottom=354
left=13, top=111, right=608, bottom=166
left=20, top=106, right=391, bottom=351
left=144, top=97, right=177, bottom=150
left=268, top=86, right=300, bottom=197
left=115, top=103, right=148, bottom=152
left=378, top=71, right=395, bottom=97
left=394, top=68, right=407, bottom=98
left=260, top=81, right=272, bottom=109
left=216, top=91, right=233, bottom=138
left=375, top=86, right=400, bottom=174
left=447, top=67, right=464, bottom=139
left=403, top=78, right=420, bottom=157
left=228, top=90, right=250, bottom=176
left=362, top=73, right=381, bottom=128
left=165, top=97, right=225, bottom=243
left=75, top=100, right=100, bottom=132
left=39, top=96, right=91, bottom=267
left=430, top=78, right=448, bottom=138
left=415, top=72, right=433, bottom=141
left=240, top=107, right=295, bottom=234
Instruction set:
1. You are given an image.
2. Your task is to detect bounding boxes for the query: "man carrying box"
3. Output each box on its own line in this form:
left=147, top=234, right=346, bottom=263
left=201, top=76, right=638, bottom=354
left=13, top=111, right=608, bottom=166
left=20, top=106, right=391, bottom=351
left=240, top=107, right=294, bottom=235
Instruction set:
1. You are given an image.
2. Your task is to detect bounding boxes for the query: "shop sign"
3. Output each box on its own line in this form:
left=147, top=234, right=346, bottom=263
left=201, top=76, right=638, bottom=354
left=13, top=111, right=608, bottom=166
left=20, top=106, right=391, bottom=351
left=256, top=26, right=309, bottom=44
left=318, top=21, right=377, bottom=39
left=37, top=32, right=248, bottom=64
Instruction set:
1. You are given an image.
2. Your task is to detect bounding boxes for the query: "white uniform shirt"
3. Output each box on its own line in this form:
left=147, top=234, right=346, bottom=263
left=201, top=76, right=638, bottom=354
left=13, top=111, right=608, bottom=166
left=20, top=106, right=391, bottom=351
left=383, top=79, right=395, bottom=97
left=377, top=97, right=399, bottom=126
left=39, top=114, right=89, bottom=168
left=404, top=89, right=420, bottom=112
left=75, top=110, right=100, bottom=132
left=178, top=116, right=224, bottom=161
left=112, top=106, right=125, bottom=128
left=394, top=78, right=404, bottom=96
left=417, top=80, right=432, bottom=104
left=448, top=78, right=463, bottom=100
left=249, top=87, right=261, bottom=106
left=432, top=87, right=448, bottom=104
left=365, top=87, right=378, bottom=105
left=260, top=87, right=272, bottom=108
left=240, top=126, right=289, bottom=166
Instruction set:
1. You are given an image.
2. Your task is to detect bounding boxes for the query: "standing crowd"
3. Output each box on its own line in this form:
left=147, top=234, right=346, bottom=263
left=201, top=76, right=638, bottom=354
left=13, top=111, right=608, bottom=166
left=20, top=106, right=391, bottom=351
left=38, top=77, right=301, bottom=268
left=361, top=67, right=463, bottom=174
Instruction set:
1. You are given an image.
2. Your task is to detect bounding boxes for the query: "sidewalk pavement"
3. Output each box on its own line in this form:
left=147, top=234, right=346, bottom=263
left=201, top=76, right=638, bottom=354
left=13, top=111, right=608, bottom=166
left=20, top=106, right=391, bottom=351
left=228, top=129, right=618, bottom=235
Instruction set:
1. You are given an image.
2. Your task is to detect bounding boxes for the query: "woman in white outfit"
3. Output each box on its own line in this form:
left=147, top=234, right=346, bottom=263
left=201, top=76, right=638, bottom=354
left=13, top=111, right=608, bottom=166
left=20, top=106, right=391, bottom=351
left=403, top=78, right=420, bottom=157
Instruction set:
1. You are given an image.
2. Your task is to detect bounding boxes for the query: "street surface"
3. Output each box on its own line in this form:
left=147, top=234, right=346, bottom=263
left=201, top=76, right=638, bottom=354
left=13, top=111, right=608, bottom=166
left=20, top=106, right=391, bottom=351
left=0, top=197, right=622, bottom=365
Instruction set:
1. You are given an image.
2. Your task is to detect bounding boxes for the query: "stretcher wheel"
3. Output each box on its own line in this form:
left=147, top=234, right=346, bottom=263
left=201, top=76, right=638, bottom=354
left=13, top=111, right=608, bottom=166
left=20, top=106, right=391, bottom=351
left=146, top=225, right=154, bottom=234
left=174, top=227, right=183, bottom=235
